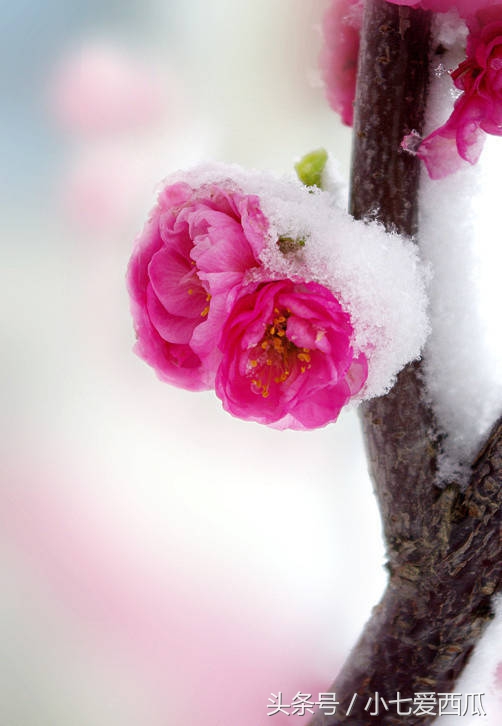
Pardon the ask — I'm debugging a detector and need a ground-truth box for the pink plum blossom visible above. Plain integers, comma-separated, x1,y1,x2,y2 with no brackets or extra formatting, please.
215,279,368,430
127,180,268,390
416,5,502,177
49,41,168,135
320,0,495,132
127,165,425,427
322,0,502,177
320,0,363,126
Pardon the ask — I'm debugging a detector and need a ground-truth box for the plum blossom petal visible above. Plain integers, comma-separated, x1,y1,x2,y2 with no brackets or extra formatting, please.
127,177,269,390
415,5,502,177
215,279,368,430
320,0,363,126
321,0,502,181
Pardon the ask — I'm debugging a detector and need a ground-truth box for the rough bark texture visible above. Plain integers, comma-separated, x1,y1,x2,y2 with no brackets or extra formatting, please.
310,1,502,724
349,0,430,235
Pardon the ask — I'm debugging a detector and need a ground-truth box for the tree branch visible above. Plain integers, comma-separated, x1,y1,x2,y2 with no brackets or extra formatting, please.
310,1,502,723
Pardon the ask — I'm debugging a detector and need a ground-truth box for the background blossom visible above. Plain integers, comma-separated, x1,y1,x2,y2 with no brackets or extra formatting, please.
48,41,170,136
417,5,502,177
322,0,502,177
320,0,362,126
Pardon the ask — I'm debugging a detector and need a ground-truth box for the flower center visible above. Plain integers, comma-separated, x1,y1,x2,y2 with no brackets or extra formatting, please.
247,308,312,398
186,274,211,318
200,293,211,318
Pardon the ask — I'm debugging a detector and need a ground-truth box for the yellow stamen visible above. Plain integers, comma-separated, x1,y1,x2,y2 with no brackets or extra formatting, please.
248,308,313,394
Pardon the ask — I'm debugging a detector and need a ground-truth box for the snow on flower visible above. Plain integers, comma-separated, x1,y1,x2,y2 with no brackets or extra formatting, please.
215,279,368,430
415,5,502,178
127,163,429,429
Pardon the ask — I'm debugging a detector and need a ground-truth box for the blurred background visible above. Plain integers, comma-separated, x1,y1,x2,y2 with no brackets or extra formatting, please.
1,1,389,724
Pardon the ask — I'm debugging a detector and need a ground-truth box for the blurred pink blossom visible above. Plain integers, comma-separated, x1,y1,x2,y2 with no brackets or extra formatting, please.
48,40,170,135
320,0,362,126
63,144,146,234
0,464,336,726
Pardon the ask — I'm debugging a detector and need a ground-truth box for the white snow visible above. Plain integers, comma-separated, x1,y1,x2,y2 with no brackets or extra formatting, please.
430,597,502,726
320,152,349,208
418,12,502,482
168,162,430,403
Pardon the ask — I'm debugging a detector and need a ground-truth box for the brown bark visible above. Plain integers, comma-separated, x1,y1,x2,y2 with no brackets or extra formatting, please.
310,1,502,724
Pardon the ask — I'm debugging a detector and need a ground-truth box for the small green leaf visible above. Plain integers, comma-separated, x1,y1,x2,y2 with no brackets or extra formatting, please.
295,148,328,189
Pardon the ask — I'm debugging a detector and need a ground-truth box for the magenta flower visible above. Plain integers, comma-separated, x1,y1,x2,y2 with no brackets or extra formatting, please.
321,0,502,177
215,279,368,430
127,179,268,390
320,0,363,126
416,5,502,177
127,164,428,429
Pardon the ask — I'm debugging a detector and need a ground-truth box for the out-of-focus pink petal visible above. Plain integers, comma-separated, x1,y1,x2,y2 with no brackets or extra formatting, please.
320,0,363,127
49,40,170,135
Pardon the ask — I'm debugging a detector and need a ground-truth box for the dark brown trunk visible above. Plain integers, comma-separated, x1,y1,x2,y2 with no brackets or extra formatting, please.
310,1,502,724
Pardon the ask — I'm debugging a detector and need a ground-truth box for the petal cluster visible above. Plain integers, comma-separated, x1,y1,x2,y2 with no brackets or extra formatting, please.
321,0,502,177
216,280,367,430
417,5,502,177
127,164,428,430
127,179,268,390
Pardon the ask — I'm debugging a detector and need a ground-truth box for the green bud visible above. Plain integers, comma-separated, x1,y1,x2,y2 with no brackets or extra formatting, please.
294,148,328,189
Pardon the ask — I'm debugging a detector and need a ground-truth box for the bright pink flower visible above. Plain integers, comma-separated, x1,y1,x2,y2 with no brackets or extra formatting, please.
127,180,268,390
215,279,368,430
320,0,363,126
319,0,478,130
416,5,502,177
320,0,498,132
